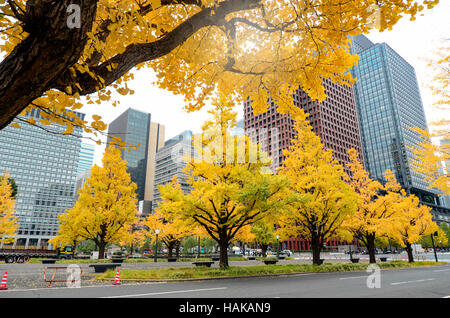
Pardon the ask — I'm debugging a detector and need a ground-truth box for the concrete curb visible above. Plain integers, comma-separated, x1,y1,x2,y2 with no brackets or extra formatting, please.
95,262,448,283
96,271,316,283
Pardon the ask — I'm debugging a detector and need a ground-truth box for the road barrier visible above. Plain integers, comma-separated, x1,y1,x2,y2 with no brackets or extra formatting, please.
113,269,121,286
43,266,83,288
0,271,8,290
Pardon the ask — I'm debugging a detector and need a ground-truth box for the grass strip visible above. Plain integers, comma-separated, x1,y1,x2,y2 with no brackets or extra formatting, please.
95,261,447,281
28,256,250,264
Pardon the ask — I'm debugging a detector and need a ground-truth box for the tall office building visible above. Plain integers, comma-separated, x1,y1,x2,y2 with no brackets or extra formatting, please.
351,34,449,223
244,80,364,175
0,109,84,248
231,119,245,137
74,169,91,201
439,139,450,209
76,142,95,175
107,108,165,217
153,131,194,212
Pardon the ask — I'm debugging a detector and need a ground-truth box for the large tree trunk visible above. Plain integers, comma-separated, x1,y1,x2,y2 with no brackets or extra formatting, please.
311,243,322,265
310,234,323,265
167,241,177,258
261,244,268,257
0,0,98,130
98,242,106,259
0,0,262,130
363,233,377,264
219,241,229,269
405,242,414,263
176,244,180,258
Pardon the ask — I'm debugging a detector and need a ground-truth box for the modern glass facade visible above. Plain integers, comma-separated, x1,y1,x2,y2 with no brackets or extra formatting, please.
107,108,151,202
107,108,165,217
153,131,194,211
440,139,450,209
0,109,84,248
76,142,95,175
351,35,450,224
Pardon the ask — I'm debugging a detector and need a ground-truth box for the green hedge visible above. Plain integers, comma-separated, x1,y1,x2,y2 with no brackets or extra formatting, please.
96,260,446,280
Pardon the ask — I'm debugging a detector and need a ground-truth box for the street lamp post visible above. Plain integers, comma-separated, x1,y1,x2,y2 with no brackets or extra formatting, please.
430,231,438,262
276,235,280,259
197,236,201,259
154,229,160,263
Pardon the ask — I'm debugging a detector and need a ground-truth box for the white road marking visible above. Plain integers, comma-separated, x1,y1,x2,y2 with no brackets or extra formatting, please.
288,273,314,277
391,278,435,285
0,282,166,293
102,287,228,298
433,268,450,272
442,295,450,298
339,276,368,280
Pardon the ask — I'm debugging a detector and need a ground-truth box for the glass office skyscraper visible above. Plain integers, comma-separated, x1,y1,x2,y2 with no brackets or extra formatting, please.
351,35,449,223
153,130,194,211
76,142,95,175
107,108,165,217
0,109,84,248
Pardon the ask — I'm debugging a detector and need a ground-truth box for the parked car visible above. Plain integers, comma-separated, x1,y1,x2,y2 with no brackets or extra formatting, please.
282,250,294,257
127,253,146,259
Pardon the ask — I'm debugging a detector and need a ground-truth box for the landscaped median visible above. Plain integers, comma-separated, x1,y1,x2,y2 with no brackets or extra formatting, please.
28,256,258,264
95,261,447,282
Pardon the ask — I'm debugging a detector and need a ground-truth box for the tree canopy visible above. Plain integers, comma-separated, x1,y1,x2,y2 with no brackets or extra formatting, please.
0,0,439,138
343,150,402,263
277,111,357,265
50,146,138,258
157,96,289,268
0,170,17,243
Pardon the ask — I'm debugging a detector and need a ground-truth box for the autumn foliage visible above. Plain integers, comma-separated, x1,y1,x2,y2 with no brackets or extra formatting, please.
0,170,17,243
0,0,440,140
277,111,357,265
157,97,288,268
51,146,138,258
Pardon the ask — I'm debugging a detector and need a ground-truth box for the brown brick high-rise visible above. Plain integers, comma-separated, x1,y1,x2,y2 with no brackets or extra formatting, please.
244,79,364,251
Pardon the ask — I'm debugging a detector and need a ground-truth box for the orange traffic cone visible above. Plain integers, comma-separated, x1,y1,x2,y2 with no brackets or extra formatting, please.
0,271,8,290
113,269,120,286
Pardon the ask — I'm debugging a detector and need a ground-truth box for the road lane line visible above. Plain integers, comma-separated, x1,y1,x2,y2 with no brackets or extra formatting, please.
102,287,228,298
0,282,167,293
391,278,435,286
433,269,450,272
339,276,367,280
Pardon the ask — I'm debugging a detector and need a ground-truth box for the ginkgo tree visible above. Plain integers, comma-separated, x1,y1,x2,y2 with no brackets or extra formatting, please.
0,170,17,244
343,149,403,263
250,220,277,257
51,146,138,259
410,127,449,197
119,216,147,255
157,95,289,268
277,111,357,265
145,178,197,258
0,0,439,138
410,42,449,197
389,191,440,263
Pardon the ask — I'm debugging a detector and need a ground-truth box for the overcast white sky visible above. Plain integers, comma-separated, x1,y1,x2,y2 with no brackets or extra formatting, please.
84,1,450,166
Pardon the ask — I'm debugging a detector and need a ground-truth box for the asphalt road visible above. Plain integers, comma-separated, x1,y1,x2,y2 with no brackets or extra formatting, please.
1,263,449,298
0,252,448,290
